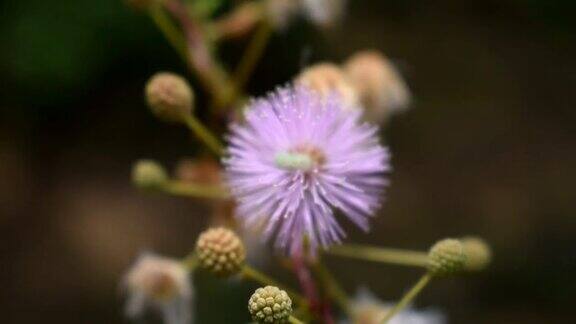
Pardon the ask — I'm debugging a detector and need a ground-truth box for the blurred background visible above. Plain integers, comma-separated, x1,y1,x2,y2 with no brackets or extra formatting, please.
1,0,575,323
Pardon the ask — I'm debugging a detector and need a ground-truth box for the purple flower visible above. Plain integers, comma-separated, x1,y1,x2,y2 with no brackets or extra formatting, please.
224,86,390,255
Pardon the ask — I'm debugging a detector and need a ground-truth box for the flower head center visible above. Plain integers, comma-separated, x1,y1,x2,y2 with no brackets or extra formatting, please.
274,145,326,171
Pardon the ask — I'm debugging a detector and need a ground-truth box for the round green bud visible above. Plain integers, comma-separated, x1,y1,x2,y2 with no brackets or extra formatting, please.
428,238,467,276
196,227,246,277
461,236,492,272
132,159,168,190
248,286,292,324
145,72,194,123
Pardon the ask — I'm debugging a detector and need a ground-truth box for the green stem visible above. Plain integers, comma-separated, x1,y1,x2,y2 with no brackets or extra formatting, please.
241,265,307,306
181,253,198,270
327,244,429,268
311,260,352,316
232,21,273,95
165,0,230,95
148,4,190,68
183,115,224,156
288,315,305,324
380,273,433,324
161,181,228,199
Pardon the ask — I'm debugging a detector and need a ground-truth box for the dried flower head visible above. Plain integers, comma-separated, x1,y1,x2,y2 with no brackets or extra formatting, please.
145,72,194,123
132,159,168,190
196,227,246,276
123,253,192,324
224,86,390,255
295,63,359,111
461,236,492,272
428,239,467,276
349,288,446,324
344,50,411,124
248,286,293,323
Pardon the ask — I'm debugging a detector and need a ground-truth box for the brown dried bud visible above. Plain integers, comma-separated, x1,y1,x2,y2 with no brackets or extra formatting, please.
145,72,194,123
344,50,411,124
295,62,359,110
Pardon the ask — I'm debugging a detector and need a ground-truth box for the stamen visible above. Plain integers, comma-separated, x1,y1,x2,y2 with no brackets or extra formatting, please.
275,152,314,170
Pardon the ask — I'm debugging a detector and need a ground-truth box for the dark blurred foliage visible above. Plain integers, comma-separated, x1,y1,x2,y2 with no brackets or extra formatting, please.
0,0,575,323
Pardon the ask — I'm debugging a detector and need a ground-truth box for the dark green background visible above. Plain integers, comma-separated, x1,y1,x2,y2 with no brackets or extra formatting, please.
1,0,575,323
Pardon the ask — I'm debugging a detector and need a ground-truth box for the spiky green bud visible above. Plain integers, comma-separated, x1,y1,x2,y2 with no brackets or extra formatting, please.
196,227,246,277
248,286,292,324
428,238,467,276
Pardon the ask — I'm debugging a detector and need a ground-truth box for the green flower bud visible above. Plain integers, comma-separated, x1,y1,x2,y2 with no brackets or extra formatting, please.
196,227,246,277
145,72,194,123
428,238,467,276
248,286,292,324
132,159,168,190
461,236,492,272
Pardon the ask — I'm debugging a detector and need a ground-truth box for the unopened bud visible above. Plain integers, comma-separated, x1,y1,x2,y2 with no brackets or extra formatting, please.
295,63,359,110
248,286,293,324
344,50,411,124
132,159,168,190
461,236,492,272
428,239,467,276
196,227,246,277
145,72,194,123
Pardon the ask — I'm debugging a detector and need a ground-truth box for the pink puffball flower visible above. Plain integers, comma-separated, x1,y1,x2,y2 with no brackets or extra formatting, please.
224,86,390,255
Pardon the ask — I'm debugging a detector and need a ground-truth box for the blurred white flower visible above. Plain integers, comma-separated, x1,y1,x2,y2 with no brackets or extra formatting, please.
265,0,345,30
344,50,411,124
295,62,360,111
301,0,346,29
123,253,193,324
347,288,446,324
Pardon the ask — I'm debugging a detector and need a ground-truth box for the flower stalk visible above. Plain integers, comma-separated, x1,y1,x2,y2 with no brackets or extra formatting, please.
182,115,224,156
241,265,307,306
311,260,352,316
380,273,433,323
229,20,274,106
160,180,228,199
328,244,429,268
288,315,305,324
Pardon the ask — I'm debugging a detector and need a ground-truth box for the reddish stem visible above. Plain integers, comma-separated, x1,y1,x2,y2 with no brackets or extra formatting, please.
292,251,334,323
163,0,212,73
